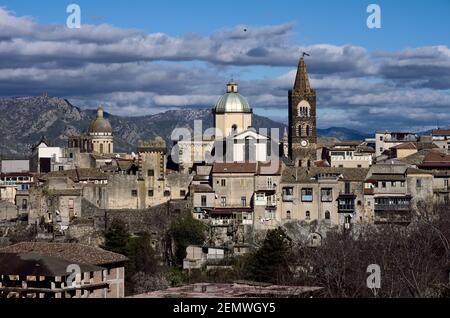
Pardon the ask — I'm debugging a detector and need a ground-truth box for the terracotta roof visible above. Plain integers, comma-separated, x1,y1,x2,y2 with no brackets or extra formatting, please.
432,129,450,136
419,151,450,168
314,160,330,168
212,162,257,174
406,167,433,175
0,242,127,266
0,252,102,277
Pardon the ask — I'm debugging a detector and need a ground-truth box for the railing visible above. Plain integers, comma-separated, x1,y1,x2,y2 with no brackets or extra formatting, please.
301,195,313,202
338,204,355,212
374,204,410,211
282,195,294,202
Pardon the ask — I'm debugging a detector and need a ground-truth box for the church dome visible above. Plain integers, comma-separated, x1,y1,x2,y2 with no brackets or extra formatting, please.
214,81,252,114
88,105,113,134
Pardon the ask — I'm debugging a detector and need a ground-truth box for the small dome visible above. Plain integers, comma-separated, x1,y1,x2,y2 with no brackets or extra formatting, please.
214,81,252,114
88,105,113,134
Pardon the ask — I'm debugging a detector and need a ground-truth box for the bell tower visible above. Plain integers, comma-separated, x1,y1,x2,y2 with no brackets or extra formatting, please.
288,55,317,167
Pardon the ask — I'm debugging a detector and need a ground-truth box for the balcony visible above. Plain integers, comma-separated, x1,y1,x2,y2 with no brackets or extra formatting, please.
282,194,294,202
374,204,410,212
338,204,355,212
301,195,313,202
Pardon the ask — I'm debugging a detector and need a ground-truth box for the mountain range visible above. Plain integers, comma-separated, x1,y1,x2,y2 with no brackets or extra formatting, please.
0,96,371,158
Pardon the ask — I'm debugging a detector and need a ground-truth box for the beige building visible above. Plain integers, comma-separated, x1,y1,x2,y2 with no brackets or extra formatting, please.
279,167,368,228
328,141,374,168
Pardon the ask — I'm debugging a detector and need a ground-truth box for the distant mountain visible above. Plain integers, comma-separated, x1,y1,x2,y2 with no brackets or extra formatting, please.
317,127,372,141
0,96,369,157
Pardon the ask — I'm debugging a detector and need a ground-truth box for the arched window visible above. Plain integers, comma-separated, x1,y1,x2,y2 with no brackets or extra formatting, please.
108,143,111,153
286,210,291,219
325,211,331,221
297,100,311,118
307,160,311,168
306,211,310,220
100,143,104,154
231,124,238,134
306,125,310,136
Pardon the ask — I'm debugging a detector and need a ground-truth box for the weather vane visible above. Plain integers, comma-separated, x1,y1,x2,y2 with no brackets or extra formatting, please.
302,51,310,57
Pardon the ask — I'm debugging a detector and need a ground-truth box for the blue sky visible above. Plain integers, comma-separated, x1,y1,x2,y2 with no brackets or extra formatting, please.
0,0,449,132
4,0,449,50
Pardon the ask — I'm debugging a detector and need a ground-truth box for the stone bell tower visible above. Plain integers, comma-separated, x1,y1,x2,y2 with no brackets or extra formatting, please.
288,55,317,167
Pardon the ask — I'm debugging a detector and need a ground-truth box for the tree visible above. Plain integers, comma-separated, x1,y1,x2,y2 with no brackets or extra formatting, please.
102,219,131,257
169,215,207,266
248,227,292,283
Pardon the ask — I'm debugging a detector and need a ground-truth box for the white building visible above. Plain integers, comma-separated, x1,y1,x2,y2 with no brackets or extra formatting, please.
375,132,418,157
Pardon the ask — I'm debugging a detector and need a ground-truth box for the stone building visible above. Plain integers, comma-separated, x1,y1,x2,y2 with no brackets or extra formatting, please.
68,105,114,155
288,55,317,168
0,242,127,298
279,167,368,228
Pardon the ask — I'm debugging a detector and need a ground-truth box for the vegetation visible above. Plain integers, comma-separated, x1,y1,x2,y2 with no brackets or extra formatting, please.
169,215,208,266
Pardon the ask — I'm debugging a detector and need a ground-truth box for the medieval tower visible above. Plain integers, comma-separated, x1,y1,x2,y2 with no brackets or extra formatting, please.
288,55,317,167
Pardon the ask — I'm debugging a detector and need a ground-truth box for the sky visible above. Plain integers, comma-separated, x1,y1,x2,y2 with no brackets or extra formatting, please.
0,0,449,132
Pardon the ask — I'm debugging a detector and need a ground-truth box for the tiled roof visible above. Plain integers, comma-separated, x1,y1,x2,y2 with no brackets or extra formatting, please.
420,151,450,167
0,252,102,277
212,162,257,174
432,129,450,136
281,167,369,183
0,242,127,266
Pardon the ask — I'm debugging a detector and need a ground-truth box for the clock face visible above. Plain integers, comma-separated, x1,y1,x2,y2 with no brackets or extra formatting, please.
301,140,308,147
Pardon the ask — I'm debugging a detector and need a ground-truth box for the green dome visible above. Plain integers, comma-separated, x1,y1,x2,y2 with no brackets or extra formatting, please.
214,81,252,114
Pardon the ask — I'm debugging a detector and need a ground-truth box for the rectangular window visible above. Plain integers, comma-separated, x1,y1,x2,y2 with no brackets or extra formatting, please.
164,190,171,197
321,188,333,202
416,179,422,188
344,182,351,194
400,181,405,187
445,179,449,189
147,169,155,177
131,190,138,197
201,195,207,207
301,188,313,202
241,197,247,207
381,182,386,188
148,189,154,197
392,181,396,187
282,187,294,202
180,190,186,197
221,196,226,207
68,199,74,209
221,179,226,187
